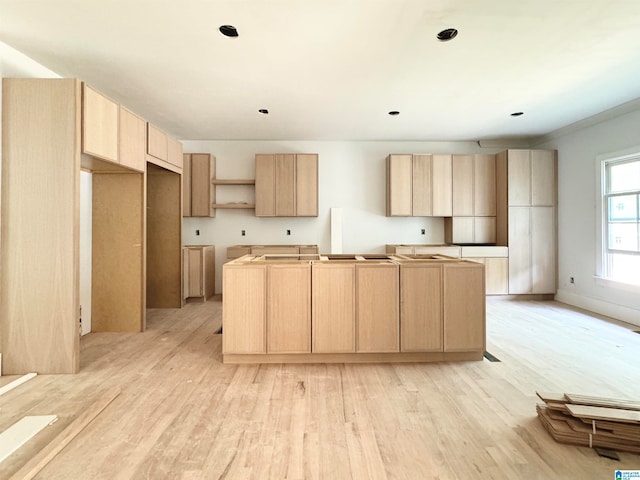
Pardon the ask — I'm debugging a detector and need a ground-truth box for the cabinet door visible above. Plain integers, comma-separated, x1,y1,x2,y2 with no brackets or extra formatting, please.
147,123,168,161
387,154,412,216
356,264,399,353
452,154,474,216
400,264,442,352
223,265,266,354
267,264,311,353
531,207,556,293
312,264,355,353
255,154,275,216
167,136,183,169
275,154,296,216
187,248,203,297
445,217,474,244
203,246,215,299
296,154,318,216
508,207,531,293
507,150,531,206
474,154,496,216
443,263,485,352
432,154,452,216
183,154,192,216
485,257,508,295
531,150,555,206
412,154,432,216
474,217,496,243
82,84,118,162
118,106,146,172
190,153,214,217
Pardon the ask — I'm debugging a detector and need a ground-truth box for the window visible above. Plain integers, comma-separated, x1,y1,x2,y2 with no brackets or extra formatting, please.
602,156,640,285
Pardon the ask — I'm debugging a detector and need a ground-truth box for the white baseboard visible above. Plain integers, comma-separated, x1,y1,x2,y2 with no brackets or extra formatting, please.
555,289,640,328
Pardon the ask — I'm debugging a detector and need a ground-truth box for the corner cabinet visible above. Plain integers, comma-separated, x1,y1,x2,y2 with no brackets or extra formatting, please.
255,153,318,217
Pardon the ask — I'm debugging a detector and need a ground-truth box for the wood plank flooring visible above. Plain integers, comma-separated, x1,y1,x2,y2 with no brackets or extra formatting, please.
1,298,639,479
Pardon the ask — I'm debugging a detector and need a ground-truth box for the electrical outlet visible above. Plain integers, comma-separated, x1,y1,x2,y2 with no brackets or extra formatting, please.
421,228,426,235
196,229,200,236
286,229,291,236
241,230,246,236
570,277,575,284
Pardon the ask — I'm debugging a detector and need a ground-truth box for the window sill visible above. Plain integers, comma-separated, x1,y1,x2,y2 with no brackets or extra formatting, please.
593,276,640,294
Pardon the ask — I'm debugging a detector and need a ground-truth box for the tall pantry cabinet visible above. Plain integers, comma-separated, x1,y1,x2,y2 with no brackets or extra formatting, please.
496,149,557,294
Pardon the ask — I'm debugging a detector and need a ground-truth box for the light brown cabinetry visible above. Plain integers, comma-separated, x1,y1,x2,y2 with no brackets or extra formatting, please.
226,244,319,259
82,84,118,163
497,149,557,294
118,106,146,172
183,153,215,217
312,263,356,353
400,263,443,352
222,264,267,354
444,216,496,244
460,246,509,295
443,263,485,352
267,264,311,353
386,244,461,257
147,123,183,170
255,153,318,217
387,154,452,217
356,263,399,352
183,245,215,301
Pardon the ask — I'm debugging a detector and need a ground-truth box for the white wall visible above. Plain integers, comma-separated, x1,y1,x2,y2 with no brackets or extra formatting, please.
182,140,498,294
537,109,640,326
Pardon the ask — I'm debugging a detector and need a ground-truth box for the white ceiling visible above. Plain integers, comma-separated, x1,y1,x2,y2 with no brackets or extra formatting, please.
2,0,640,142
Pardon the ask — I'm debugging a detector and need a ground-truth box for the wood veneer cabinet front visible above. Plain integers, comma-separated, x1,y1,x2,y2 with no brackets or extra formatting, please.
443,263,485,352
82,83,118,163
267,264,311,353
183,153,215,217
147,123,183,171
312,263,356,353
223,265,266,354
118,106,146,172
356,263,399,353
184,245,215,301
255,153,318,217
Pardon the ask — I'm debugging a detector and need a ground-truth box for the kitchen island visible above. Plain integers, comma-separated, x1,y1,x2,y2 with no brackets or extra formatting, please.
222,254,485,364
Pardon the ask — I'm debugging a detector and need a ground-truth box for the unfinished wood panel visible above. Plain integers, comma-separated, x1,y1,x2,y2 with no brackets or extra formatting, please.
203,246,215,300
474,154,496,216
387,154,412,216
146,165,182,308
400,264,442,352
82,84,118,163
182,154,192,216
452,154,474,216
356,263,399,353
531,149,556,206
507,149,531,206
222,265,266,354
167,136,183,169
255,154,275,216
1,78,81,374
299,245,319,254
531,206,556,293
226,245,251,259
275,154,295,216
508,206,531,294
412,154,432,216
118,106,146,172
147,123,168,161
474,216,497,243
296,153,318,216
444,217,474,244
182,248,189,300
495,150,509,246
413,245,461,257
432,154,452,216
92,173,144,332
267,264,311,353
251,246,300,256
187,248,203,297
485,257,508,295
190,153,215,217
443,263,485,352
312,264,355,353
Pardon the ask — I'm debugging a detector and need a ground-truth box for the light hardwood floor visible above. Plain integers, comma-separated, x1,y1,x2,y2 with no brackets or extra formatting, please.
1,298,639,479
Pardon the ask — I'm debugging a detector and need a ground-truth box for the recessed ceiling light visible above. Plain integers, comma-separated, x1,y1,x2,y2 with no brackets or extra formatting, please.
219,25,238,37
437,28,458,41
511,112,524,117
388,111,400,116
258,109,269,114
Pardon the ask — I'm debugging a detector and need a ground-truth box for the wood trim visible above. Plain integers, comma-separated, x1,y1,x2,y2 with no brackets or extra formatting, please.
223,351,483,364
145,154,181,174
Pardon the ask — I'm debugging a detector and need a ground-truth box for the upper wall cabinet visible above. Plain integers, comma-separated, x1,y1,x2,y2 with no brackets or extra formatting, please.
147,123,183,171
387,154,452,217
82,84,118,163
452,154,496,216
506,149,555,207
183,153,215,217
255,153,318,217
118,106,146,172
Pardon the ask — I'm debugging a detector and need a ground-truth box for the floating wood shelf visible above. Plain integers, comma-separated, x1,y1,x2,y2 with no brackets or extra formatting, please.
212,179,255,185
211,203,255,209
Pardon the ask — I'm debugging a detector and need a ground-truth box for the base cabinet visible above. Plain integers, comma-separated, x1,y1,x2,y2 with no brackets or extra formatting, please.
443,264,485,352
183,245,215,302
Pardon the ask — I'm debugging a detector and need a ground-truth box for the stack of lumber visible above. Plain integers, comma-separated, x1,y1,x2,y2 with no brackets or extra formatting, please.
536,392,640,454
